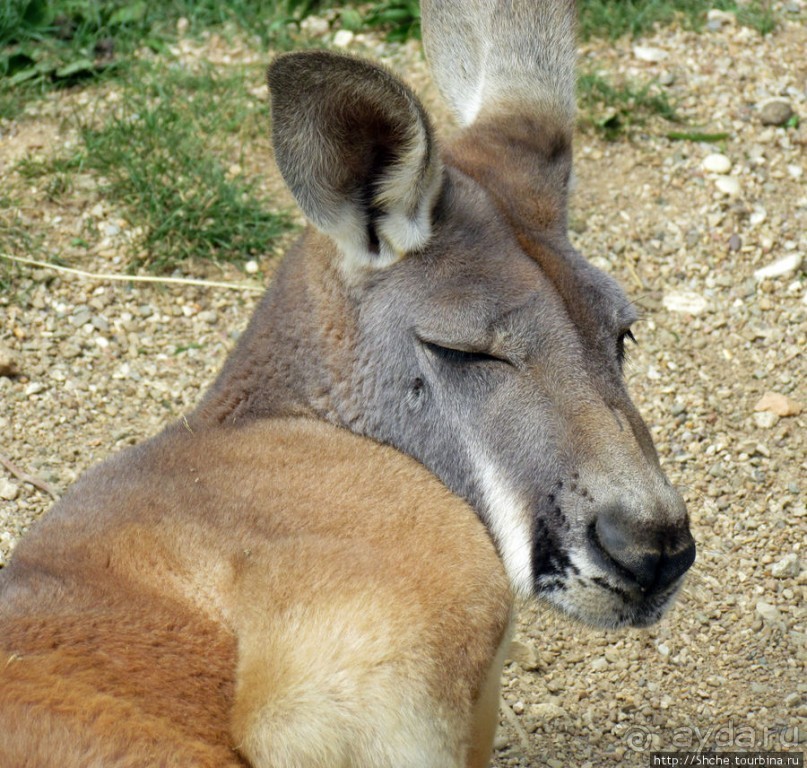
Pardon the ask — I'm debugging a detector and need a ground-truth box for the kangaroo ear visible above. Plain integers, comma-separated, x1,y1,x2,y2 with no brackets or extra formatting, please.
421,0,577,132
268,51,443,271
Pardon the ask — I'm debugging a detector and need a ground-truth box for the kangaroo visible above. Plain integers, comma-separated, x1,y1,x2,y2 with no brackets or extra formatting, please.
0,1,696,766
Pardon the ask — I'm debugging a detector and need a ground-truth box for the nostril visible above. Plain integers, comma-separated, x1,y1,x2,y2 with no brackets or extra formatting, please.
592,508,697,593
658,533,697,586
593,512,661,591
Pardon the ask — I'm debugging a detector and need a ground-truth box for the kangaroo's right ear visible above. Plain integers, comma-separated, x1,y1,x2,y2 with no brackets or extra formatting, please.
268,51,443,273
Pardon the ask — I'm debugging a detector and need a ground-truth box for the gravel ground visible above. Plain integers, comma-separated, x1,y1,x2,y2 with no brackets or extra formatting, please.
1,8,805,767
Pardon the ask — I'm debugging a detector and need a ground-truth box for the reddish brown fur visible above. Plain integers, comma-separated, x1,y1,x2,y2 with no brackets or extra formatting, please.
1,419,511,766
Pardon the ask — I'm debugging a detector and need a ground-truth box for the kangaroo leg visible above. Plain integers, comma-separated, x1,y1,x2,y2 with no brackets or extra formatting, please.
467,621,513,768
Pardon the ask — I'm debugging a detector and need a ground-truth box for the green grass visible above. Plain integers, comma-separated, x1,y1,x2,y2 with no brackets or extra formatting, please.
578,71,680,139
0,0,327,117
82,67,292,271
363,1,421,42
17,64,295,272
577,0,775,39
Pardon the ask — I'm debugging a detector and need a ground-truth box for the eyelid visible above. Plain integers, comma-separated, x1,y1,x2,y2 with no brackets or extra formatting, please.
419,339,509,365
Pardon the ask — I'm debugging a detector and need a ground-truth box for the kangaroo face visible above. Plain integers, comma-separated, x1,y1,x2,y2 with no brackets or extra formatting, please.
335,169,693,628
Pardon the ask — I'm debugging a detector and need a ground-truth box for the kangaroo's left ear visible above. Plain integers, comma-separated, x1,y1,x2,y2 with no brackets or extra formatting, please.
268,51,443,272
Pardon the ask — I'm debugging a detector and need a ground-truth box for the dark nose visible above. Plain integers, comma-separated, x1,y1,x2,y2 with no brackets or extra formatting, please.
593,507,696,593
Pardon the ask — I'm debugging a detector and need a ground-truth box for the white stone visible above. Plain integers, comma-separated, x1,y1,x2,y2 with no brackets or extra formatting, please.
714,176,741,196
244,260,259,274
755,601,782,624
300,15,329,37
0,479,20,501
633,45,668,63
707,9,735,24
749,207,767,226
702,154,732,174
333,29,354,48
753,411,779,429
198,310,218,325
771,554,800,579
754,253,802,281
662,291,708,315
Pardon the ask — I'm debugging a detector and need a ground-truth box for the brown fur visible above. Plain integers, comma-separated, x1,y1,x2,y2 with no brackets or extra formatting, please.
1,419,511,766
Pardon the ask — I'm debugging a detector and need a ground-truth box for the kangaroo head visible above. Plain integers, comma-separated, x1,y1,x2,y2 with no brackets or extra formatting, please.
197,12,694,629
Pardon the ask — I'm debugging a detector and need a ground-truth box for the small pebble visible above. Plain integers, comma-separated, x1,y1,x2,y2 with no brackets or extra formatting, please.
662,291,708,315
493,733,511,751
783,692,802,708
198,310,219,325
332,29,354,48
633,45,668,62
770,554,800,579
755,601,782,625
754,391,803,417
714,176,741,196
754,253,803,281
0,479,20,501
753,411,779,429
300,15,329,37
508,639,541,670
72,309,92,327
749,207,767,226
702,153,732,174
758,98,794,126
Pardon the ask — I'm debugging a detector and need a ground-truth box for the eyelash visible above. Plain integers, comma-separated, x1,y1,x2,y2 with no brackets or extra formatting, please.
617,329,637,365
422,341,506,366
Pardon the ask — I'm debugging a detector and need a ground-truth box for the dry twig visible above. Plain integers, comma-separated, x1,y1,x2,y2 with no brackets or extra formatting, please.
0,451,59,500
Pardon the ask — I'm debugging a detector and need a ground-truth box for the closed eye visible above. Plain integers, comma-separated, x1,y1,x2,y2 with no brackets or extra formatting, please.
421,340,509,366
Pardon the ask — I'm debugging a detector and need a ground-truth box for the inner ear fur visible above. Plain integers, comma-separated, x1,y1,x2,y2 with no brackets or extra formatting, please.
268,51,443,271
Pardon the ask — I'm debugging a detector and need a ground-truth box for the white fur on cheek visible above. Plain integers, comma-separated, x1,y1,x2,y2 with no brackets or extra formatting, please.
472,455,533,599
